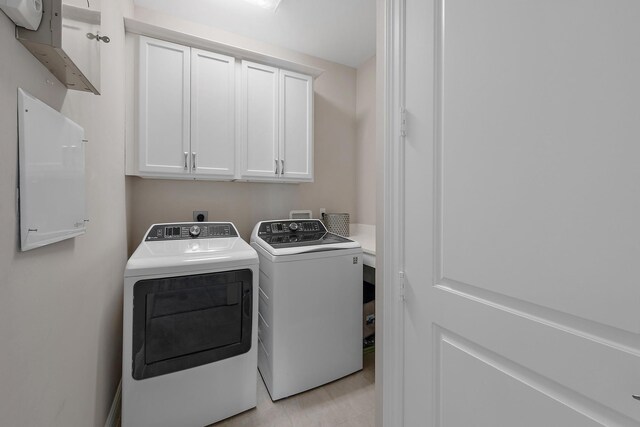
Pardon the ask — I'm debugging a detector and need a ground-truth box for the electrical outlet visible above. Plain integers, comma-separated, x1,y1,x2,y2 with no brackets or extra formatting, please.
193,211,208,222
319,208,326,219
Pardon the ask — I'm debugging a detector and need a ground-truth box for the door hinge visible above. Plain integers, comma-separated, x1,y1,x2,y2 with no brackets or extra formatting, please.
398,271,405,301
400,108,407,138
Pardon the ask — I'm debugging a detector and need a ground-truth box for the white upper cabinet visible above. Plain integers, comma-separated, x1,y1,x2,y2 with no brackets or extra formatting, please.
240,61,280,180
138,36,191,175
137,38,236,179
191,49,236,178
239,61,314,182
279,70,313,181
131,35,314,182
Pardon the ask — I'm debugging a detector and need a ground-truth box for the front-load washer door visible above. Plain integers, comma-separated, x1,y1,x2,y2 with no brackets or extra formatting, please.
131,269,253,380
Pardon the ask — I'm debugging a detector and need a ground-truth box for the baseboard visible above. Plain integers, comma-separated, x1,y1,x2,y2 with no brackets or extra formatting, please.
104,379,122,427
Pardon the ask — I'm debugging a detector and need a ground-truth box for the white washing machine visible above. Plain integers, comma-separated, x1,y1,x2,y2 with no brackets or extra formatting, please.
123,222,258,427
250,219,363,400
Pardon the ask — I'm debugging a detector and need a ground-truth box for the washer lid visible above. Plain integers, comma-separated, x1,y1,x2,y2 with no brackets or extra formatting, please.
250,220,360,256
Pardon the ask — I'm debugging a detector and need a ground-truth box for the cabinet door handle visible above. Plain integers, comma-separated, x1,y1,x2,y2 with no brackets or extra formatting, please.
275,159,279,175
192,152,197,170
280,159,285,174
184,152,188,170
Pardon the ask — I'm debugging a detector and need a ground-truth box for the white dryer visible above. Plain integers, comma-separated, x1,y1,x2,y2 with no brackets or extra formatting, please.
123,222,258,427
250,219,363,400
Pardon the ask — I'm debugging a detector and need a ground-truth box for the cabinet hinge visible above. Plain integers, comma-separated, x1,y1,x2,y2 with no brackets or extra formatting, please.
400,108,407,138
398,270,405,301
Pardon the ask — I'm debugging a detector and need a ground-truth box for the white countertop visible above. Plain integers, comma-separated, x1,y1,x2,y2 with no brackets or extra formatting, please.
349,224,376,268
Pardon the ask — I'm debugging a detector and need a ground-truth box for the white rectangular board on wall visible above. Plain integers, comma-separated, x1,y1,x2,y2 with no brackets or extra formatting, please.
18,89,86,251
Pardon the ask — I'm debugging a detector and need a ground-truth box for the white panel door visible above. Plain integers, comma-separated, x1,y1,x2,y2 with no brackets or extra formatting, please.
279,70,313,181
400,0,640,426
138,36,191,175
240,61,279,180
191,49,235,178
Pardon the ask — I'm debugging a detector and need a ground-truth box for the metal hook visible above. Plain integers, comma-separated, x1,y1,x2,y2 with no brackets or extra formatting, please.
86,33,110,43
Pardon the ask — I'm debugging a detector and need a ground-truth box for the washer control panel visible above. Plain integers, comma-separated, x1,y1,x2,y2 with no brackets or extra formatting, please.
257,220,325,236
145,222,238,241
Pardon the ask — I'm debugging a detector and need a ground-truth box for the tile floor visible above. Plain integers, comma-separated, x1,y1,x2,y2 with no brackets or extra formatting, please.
210,351,375,427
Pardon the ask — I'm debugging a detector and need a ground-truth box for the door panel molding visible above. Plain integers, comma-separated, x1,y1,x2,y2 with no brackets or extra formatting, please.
433,0,640,334
434,326,637,427
428,285,640,422
435,278,640,357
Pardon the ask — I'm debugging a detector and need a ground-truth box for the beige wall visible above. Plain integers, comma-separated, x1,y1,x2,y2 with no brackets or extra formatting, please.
355,55,377,225
0,0,132,425
126,7,358,248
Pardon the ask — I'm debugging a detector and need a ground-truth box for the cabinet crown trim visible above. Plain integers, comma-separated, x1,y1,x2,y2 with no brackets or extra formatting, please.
124,17,324,79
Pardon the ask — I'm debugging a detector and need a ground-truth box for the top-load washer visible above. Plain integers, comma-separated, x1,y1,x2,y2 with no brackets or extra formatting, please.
123,222,258,427
250,219,363,400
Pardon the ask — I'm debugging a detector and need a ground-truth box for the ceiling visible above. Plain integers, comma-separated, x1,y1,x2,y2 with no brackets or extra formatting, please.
133,0,376,68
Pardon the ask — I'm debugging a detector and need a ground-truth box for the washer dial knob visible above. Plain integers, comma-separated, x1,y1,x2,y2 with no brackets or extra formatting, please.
289,222,299,231
189,225,201,237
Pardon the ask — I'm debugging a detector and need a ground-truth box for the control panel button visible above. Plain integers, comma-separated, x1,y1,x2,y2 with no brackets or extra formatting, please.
289,222,299,231
189,225,201,237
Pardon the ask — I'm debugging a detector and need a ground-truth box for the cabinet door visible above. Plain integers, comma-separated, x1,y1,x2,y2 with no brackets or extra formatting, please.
279,70,313,181
191,49,236,178
240,61,279,180
138,37,191,175
61,6,101,93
